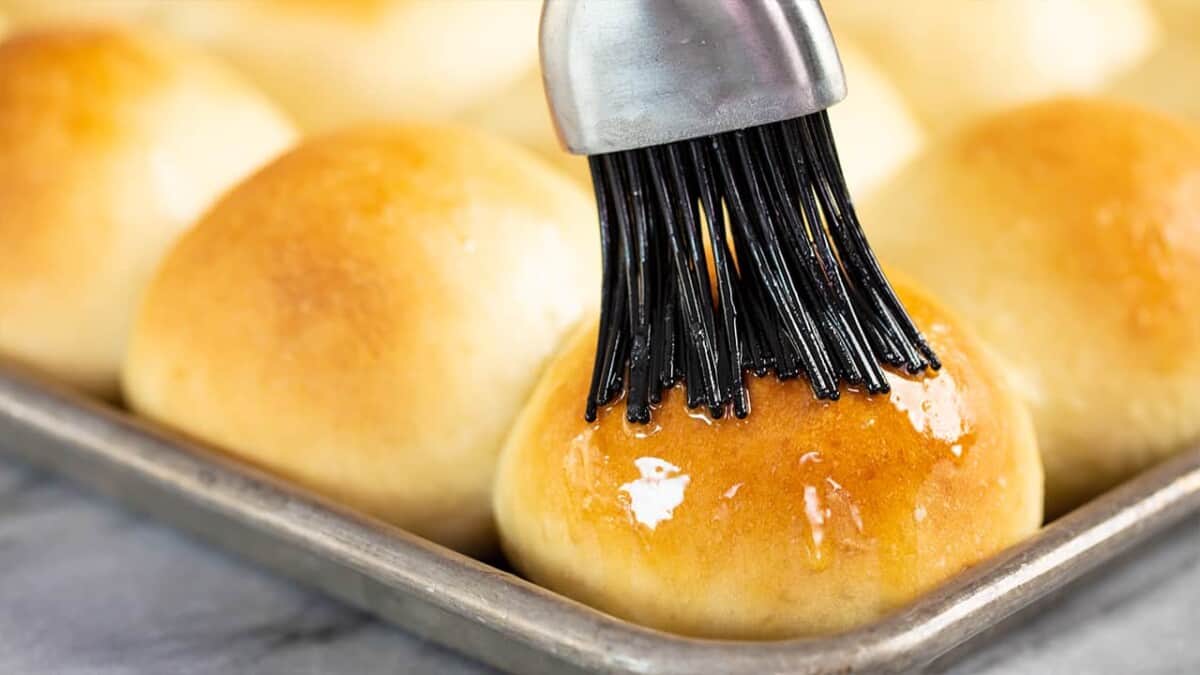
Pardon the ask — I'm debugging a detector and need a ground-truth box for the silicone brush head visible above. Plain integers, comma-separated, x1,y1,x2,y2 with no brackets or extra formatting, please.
584,112,939,423
539,0,938,422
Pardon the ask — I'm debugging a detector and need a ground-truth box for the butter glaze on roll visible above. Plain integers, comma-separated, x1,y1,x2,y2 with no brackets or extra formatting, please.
494,282,1042,639
863,98,1200,514
124,124,599,555
0,25,295,394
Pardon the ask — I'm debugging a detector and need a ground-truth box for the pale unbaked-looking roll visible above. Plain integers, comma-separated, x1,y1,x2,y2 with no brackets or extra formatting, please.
123,124,600,555
823,0,1159,134
862,98,1200,514
0,25,296,394
494,281,1042,639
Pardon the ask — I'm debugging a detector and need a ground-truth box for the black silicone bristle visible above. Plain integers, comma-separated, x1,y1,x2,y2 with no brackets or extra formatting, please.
584,111,939,424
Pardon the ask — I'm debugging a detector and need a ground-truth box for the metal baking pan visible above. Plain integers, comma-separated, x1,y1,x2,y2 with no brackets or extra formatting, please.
1,358,1198,675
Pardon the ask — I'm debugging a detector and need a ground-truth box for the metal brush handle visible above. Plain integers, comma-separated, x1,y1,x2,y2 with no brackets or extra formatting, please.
540,0,847,156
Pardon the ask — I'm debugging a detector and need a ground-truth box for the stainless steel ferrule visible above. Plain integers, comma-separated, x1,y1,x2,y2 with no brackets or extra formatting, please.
540,0,847,156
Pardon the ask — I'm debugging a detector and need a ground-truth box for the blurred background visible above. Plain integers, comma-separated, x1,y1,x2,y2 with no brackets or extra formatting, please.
0,0,1189,201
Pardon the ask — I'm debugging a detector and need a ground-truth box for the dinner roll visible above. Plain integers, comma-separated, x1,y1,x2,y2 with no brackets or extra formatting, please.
142,0,541,131
862,98,1200,514
0,26,295,394
494,283,1042,639
823,0,1159,134
124,125,600,555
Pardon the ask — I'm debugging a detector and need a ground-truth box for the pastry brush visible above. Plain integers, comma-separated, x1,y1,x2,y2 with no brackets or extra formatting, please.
540,0,939,423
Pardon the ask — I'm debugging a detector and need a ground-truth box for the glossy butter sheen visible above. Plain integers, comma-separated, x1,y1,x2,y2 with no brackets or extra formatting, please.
494,284,1044,640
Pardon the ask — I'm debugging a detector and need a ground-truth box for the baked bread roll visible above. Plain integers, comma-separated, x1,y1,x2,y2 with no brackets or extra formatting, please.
0,26,296,394
494,282,1042,638
134,0,542,131
861,98,1200,514
123,125,600,555
823,0,1159,134
462,36,924,199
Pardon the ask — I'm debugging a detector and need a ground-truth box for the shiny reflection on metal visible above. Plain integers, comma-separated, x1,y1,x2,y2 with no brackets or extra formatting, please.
0,359,1197,675
540,0,847,155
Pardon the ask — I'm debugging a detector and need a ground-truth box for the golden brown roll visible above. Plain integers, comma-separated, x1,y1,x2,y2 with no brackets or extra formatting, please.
494,282,1042,639
123,124,600,555
128,0,542,132
823,0,1159,134
862,98,1200,514
0,26,296,394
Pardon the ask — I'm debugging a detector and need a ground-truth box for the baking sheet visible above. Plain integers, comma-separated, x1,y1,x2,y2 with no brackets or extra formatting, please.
1,359,1197,675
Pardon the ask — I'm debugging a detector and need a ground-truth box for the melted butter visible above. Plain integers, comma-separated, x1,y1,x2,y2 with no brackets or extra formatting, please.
619,457,691,531
794,475,868,571
623,416,663,439
565,426,599,485
564,355,991,612
564,424,606,518
826,478,864,534
885,370,970,445
802,485,828,566
507,288,1036,638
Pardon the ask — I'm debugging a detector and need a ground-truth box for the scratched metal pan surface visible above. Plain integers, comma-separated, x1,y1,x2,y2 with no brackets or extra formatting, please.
1,360,1198,675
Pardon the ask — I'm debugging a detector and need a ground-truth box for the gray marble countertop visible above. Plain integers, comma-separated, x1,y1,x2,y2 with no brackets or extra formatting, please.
1,456,1197,675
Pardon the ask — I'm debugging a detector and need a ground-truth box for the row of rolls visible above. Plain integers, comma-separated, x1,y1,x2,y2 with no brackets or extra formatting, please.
1,0,1198,639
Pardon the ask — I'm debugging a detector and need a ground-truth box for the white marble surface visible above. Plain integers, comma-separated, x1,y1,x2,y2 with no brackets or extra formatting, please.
0,456,1196,675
